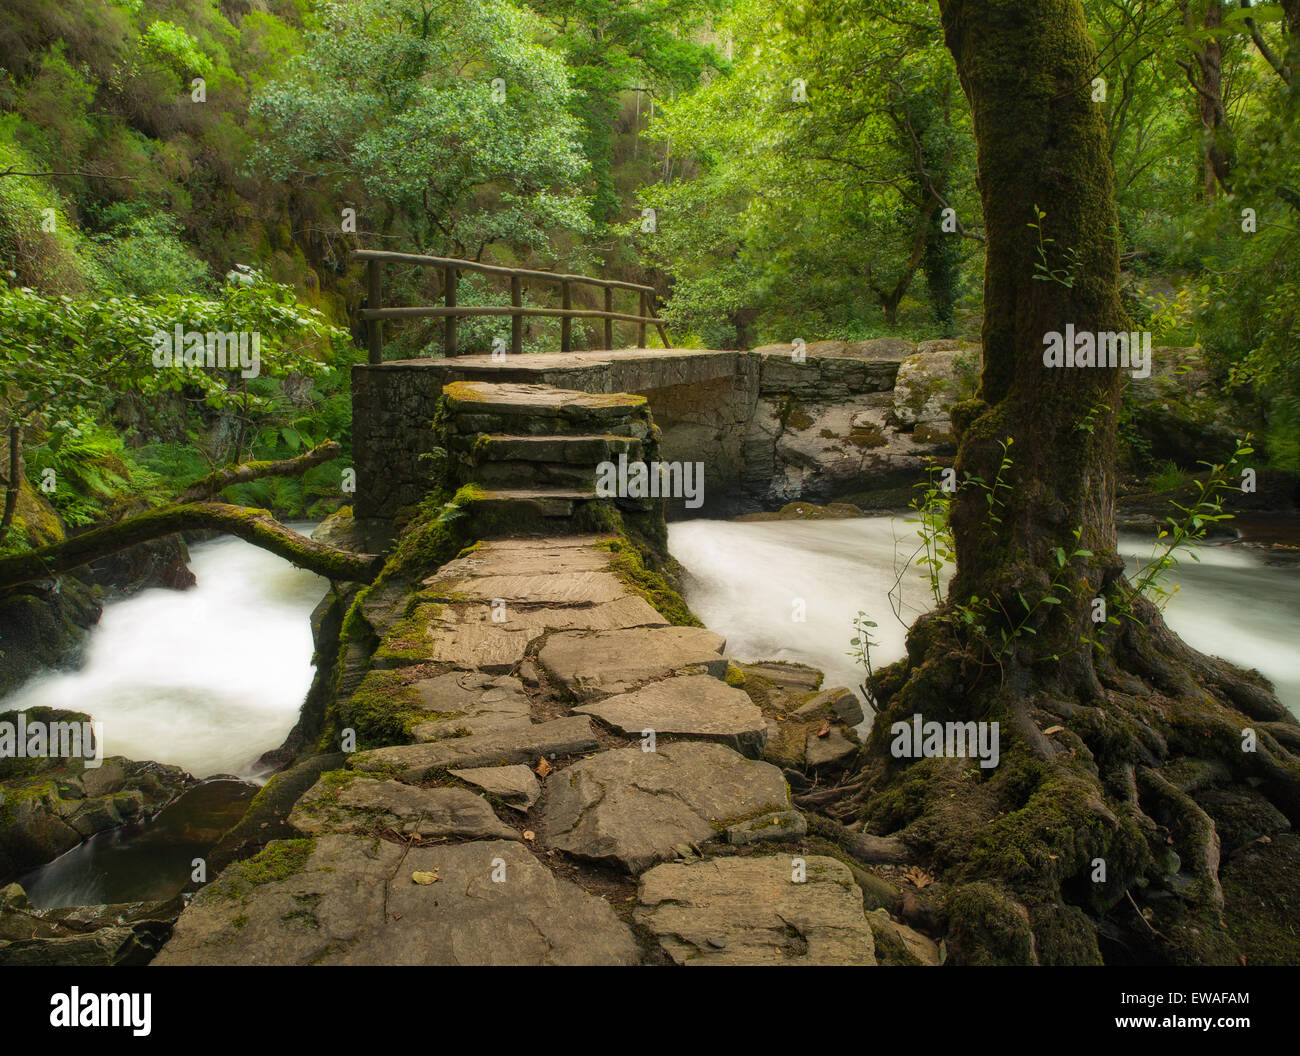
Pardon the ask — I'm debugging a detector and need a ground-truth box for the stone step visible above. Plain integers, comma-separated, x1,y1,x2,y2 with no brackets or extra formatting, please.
460,487,653,538
465,433,642,464
573,674,768,758
443,381,648,421
537,625,729,700
473,459,602,490
541,741,795,874
153,835,640,965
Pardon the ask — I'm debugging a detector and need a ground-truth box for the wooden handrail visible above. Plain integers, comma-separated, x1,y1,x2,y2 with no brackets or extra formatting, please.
352,249,657,294
359,305,665,324
355,248,669,362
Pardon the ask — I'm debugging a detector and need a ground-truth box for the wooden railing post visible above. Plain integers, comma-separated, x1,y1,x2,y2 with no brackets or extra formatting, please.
366,259,383,364
560,280,572,353
352,249,664,357
444,265,457,357
510,275,523,355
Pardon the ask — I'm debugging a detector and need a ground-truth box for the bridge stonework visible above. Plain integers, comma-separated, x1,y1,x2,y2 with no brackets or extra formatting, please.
352,341,974,524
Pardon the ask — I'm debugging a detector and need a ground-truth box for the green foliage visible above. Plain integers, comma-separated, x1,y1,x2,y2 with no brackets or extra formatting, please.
633,0,981,346
252,0,593,261
1123,438,1255,613
89,213,213,297
24,418,167,526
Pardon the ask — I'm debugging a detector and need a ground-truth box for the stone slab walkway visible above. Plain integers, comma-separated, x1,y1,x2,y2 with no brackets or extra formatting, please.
156,522,879,965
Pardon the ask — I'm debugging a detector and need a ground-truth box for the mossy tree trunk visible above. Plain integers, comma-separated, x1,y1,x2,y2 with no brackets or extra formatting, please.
832,0,1300,966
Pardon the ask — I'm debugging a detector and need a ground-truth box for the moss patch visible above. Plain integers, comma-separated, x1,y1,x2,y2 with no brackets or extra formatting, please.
597,536,701,627
213,838,316,903
329,668,427,749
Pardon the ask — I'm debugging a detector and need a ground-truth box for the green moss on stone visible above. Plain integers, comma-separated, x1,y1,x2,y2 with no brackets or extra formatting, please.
597,537,701,627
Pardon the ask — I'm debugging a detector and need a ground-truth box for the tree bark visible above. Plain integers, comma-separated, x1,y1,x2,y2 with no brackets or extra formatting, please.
0,502,383,590
831,0,1300,966
177,440,342,502
1180,0,1233,197
0,423,20,546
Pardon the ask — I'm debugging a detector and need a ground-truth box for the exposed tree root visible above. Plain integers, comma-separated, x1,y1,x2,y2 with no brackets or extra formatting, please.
0,439,381,590
823,592,1300,965
0,502,383,589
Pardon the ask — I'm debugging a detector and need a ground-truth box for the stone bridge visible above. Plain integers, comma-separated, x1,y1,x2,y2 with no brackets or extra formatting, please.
352,340,977,525
150,364,951,966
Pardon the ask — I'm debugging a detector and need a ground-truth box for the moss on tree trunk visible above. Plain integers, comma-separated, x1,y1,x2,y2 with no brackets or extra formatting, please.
827,0,1300,966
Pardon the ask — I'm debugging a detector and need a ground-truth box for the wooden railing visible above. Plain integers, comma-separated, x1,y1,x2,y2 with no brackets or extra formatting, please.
354,249,670,363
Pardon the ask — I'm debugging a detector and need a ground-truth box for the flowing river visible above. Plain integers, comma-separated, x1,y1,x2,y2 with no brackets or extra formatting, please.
669,516,1300,718
4,513,1297,909
3,527,327,779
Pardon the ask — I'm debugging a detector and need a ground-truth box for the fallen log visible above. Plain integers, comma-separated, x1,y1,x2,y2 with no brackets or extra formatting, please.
0,502,383,590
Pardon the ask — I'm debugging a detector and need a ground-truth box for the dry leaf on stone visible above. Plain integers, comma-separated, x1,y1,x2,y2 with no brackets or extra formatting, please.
411,871,439,885
523,830,536,842
816,722,831,738
902,865,935,889
534,757,553,779
1043,725,1065,736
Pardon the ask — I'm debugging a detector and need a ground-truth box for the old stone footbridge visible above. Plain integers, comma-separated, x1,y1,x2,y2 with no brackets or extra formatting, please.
351,341,979,524
154,333,960,965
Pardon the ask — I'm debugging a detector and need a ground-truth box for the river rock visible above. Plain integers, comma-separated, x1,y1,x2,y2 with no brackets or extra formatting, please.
0,742,193,881
805,727,858,769
349,716,598,782
542,742,792,873
574,674,767,757
405,671,532,741
635,855,876,965
725,810,807,846
538,626,728,700
741,662,823,694
450,765,541,812
290,774,517,840
800,686,865,727
892,347,979,428
154,835,640,965
867,908,942,966
0,885,182,966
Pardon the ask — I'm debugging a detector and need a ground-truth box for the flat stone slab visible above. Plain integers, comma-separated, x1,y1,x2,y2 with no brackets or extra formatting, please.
401,598,670,675
451,765,542,812
474,535,616,550
406,672,532,741
350,716,598,782
290,774,517,841
155,836,639,965
574,674,766,757
427,570,630,606
542,742,791,873
504,597,668,632
806,727,858,769
538,626,729,700
443,380,647,419
635,855,876,965
431,542,614,579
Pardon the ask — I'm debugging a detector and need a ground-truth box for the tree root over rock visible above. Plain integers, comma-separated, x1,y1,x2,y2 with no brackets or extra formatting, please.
822,596,1300,965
